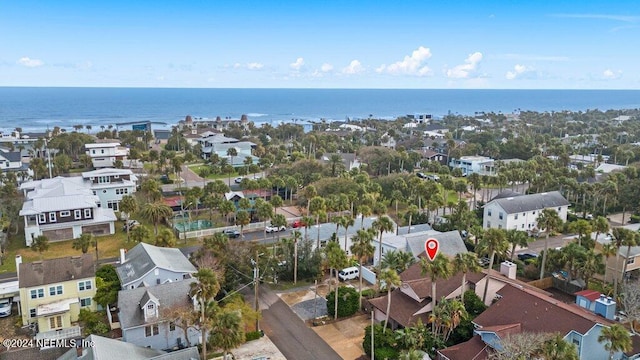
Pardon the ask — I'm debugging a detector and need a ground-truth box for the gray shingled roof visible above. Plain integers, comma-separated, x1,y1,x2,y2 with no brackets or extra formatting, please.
149,347,200,360
118,278,197,330
116,243,197,286
58,334,165,360
490,191,569,214
405,230,467,258
0,150,21,162
19,254,95,288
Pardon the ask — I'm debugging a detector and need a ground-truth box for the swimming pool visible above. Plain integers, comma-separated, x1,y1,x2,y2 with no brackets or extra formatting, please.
174,220,213,232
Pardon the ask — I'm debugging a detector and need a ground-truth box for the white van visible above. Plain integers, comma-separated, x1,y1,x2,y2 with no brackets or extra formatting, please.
338,267,359,281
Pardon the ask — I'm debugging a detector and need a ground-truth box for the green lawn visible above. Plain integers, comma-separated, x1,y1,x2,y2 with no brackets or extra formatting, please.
189,164,239,179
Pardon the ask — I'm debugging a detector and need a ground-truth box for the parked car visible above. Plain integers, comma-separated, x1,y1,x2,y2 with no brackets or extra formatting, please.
234,177,243,184
338,266,360,281
223,229,241,238
417,172,427,179
426,174,440,181
122,220,140,231
265,224,287,233
0,298,12,317
478,257,491,267
292,219,306,228
517,253,538,262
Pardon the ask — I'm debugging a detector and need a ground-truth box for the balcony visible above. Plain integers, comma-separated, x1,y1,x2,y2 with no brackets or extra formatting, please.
35,325,81,343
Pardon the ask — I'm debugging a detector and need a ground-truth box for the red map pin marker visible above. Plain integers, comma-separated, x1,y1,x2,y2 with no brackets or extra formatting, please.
425,238,439,261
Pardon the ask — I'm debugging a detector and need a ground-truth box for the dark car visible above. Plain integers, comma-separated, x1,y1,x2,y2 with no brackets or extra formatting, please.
223,229,241,238
517,253,538,262
417,172,427,179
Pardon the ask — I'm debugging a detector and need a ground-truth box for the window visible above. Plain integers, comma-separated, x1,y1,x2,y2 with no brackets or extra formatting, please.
558,207,561,211
532,211,536,215
84,209,91,218
107,200,119,211
98,176,110,184
147,304,154,310
572,338,580,346
487,221,491,228
30,288,44,299
521,224,525,229
499,212,504,220
92,191,97,195
80,298,92,307
514,214,518,220
49,315,63,330
49,212,56,222
627,257,635,265
60,210,70,217
145,324,159,337
498,225,503,229
78,280,92,291
92,150,96,154
101,149,104,154
488,210,492,217
38,214,46,223
29,309,36,318
75,210,82,219
49,285,63,296
169,322,176,331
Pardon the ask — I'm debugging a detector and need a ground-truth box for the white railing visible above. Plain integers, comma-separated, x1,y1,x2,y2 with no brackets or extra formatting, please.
35,325,81,342
179,217,304,240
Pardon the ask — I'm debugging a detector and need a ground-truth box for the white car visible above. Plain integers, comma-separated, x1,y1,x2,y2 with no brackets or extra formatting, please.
234,177,243,184
0,298,12,317
265,225,287,233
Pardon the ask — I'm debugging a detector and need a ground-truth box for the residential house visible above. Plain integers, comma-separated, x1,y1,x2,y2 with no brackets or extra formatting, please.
483,191,570,233
449,156,495,176
424,138,466,154
178,114,250,132
380,132,396,149
58,334,200,360
197,133,258,166
116,242,197,290
17,254,96,341
437,284,636,360
0,130,42,158
372,229,468,266
118,278,201,350
596,223,640,283
320,153,362,171
153,129,171,145
19,176,117,246
84,142,129,168
81,168,138,211
419,149,447,166
0,148,24,172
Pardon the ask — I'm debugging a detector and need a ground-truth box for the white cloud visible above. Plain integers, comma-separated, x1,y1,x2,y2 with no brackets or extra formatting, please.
376,46,432,76
233,63,242,69
247,62,264,70
446,52,483,79
290,57,305,70
17,57,44,68
603,69,622,79
342,60,364,74
321,63,333,72
505,64,534,80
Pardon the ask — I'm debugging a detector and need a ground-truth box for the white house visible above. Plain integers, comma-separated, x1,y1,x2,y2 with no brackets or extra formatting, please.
449,155,495,176
84,142,129,168
0,148,23,171
483,191,570,233
373,229,468,266
81,168,138,211
19,177,117,245
197,133,257,166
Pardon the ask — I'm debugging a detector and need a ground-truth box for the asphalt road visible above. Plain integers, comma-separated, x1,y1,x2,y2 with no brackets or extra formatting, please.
248,284,342,360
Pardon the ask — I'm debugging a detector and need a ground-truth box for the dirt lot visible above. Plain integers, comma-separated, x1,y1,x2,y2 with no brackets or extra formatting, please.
312,314,370,360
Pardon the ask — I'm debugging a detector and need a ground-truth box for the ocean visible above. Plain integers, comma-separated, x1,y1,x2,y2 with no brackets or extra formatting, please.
1,87,639,133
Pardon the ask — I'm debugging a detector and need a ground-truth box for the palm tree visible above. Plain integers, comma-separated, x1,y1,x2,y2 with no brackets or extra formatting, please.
505,229,530,261
420,253,452,331
236,210,250,237
140,202,173,235
226,147,238,183
209,309,245,360
601,242,617,285
301,215,314,241
340,215,355,252
381,250,416,273
592,216,610,249
406,205,418,234
578,249,603,289
537,209,563,279
618,229,637,299
119,195,139,241
350,229,375,309
358,204,372,229
155,228,177,247
190,268,220,360
72,233,96,254
325,241,348,320
379,267,401,333
372,216,394,287
309,196,326,248
31,235,49,260
541,334,579,360
598,324,632,360
453,252,481,303
478,228,509,303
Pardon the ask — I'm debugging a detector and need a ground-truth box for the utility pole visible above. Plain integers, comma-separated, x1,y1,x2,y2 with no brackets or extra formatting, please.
252,253,260,332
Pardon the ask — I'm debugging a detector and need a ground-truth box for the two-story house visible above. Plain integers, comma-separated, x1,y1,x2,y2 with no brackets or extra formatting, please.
197,133,257,166
17,254,96,341
0,148,23,171
19,177,117,246
437,284,637,360
81,168,138,211
449,155,495,176
483,191,570,233
84,142,129,168
116,243,197,290
118,278,201,350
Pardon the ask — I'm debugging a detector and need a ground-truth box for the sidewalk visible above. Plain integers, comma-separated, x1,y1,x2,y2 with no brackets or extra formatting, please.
230,336,286,360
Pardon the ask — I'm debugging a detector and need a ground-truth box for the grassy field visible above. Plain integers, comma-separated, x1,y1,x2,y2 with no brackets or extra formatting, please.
0,219,203,274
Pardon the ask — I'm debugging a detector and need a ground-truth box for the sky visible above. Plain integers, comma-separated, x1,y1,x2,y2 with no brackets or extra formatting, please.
1,1,640,89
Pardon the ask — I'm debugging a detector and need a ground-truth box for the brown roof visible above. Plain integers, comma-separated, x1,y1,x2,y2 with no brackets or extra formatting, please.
473,284,612,335
437,335,489,360
368,288,430,328
19,254,95,288
477,323,521,338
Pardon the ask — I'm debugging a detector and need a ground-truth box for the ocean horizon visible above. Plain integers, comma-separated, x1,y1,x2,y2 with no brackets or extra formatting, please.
1,87,639,133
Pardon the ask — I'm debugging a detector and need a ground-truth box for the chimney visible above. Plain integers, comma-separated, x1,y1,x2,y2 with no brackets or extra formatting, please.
500,261,517,280
76,338,84,358
15,255,22,279
120,249,126,264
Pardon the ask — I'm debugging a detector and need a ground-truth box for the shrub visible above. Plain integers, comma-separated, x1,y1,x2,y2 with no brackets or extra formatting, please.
375,347,399,360
326,286,359,318
78,309,110,336
245,330,262,342
363,324,397,357
361,289,377,299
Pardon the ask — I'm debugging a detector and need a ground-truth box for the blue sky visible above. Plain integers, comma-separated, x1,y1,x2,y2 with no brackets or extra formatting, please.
2,1,640,89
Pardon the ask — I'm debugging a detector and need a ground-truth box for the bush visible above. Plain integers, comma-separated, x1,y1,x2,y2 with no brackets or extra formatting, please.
78,309,109,336
361,289,377,299
630,214,640,223
245,330,262,341
326,286,359,318
363,324,397,357
375,347,399,360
